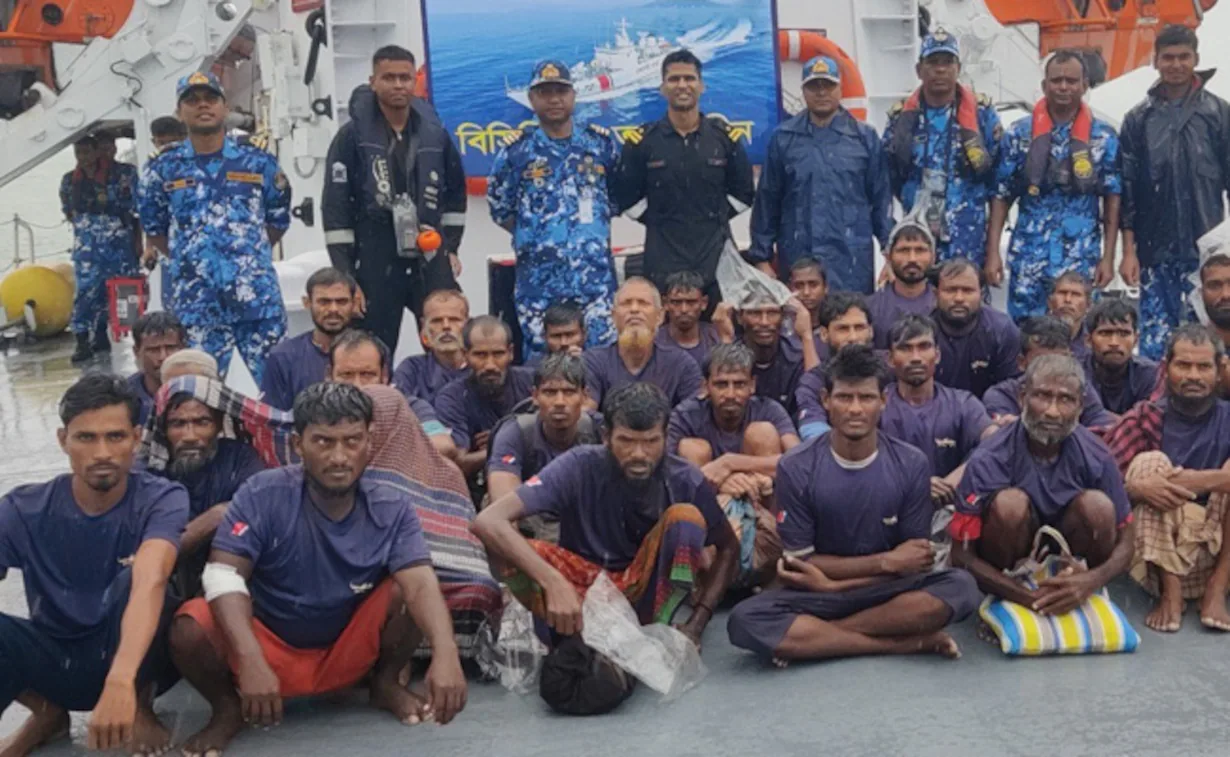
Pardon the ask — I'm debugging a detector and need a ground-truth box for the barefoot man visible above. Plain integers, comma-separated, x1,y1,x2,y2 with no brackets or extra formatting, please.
726,345,980,666
170,383,466,755
0,374,187,757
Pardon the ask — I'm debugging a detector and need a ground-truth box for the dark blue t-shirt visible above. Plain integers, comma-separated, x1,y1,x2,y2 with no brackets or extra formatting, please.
393,353,469,405
164,438,266,517
880,383,991,477
933,307,1021,399
127,371,156,428
433,367,535,450
212,467,432,649
655,322,722,370
487,412,603,480
0,471,187,639
668,396,796,457
1160,398,1230,472
750,337,805,416
868,284,936,350
516,447,727,571
583,343,703,408
1082,354,1159,415
260,331,330,411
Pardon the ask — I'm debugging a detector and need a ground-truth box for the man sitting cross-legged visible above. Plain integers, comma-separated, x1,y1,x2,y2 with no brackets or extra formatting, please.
726,345,980,666
951,354,1135,615
473,382,739,649
0,374,187,757
170,383,466,757
1104,324,1230,632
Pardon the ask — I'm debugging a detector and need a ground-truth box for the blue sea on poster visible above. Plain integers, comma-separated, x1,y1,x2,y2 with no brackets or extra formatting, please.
423,0,781,177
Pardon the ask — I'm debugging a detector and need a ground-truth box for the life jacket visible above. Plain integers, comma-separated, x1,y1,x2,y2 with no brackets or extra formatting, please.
1025,99,1097,196
888,84,993,182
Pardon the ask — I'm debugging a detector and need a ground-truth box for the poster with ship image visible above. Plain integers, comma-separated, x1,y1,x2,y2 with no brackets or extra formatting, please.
422,0,782,176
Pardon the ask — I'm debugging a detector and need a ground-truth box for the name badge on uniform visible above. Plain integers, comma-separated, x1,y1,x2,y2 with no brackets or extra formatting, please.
226,171,263,185
163,177,196,192
578,188,595,225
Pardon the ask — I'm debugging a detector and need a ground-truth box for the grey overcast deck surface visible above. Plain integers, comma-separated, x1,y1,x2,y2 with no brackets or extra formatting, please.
3,336,1228,757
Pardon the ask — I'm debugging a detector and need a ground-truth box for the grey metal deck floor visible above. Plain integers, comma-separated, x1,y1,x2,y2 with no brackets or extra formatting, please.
3,336,1229,757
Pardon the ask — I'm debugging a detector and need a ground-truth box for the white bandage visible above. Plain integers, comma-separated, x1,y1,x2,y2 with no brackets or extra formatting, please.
202,562,249,602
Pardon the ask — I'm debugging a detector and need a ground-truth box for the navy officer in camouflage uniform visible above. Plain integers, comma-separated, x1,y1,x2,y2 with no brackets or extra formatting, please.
986,51,1121,320
138,72,290,383
882,31,1002,266
61,133,142,363
488,59,620,357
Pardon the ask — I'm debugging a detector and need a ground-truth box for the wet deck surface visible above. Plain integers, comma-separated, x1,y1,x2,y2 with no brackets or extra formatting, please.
4,335,1230,756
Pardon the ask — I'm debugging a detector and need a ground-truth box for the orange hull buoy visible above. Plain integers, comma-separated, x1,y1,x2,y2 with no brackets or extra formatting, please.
777,30,869,121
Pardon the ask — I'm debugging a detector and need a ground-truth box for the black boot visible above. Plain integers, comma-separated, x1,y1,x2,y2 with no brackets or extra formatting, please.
92,325,111,354
70,332,93,364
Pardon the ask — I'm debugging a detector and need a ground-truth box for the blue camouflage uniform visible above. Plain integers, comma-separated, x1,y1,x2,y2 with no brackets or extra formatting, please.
137,73,290,383
60,160,140,335
487,60,619,357
995,113,1121,320
882,33,1002,265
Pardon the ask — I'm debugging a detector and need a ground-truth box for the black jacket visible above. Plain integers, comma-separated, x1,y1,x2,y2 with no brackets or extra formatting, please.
321,86,466,272
1120,70,1230,267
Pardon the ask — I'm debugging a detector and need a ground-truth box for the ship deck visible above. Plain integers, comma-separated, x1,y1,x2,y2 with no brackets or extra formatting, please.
3,335,1229,757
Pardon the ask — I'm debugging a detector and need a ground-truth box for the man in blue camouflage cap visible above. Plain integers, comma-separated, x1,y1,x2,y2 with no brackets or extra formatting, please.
137,72,291,383
489,59,620,358
882,29,1002,267
750,55,893,294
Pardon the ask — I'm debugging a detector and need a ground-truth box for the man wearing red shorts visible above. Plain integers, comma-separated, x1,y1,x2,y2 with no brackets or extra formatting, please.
169,383,466,756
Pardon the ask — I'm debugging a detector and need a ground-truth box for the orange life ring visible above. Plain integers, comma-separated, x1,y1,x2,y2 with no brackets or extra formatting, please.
777,30,869,121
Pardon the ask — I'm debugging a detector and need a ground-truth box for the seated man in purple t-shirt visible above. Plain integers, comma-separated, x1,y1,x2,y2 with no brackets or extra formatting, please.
1112,325,1230,633
541,303,588,358
329,329,456,458
983,316,1117,430
868,219,937,351
739,292,819,415
170,384,467,756
727,346,980,666
474,383,739,650
931,258,1020,399
392,290,471,405
434,316,535,478
655,270,733,369
951,354,1135,614
260,267,360,411
1047,270,1093,363
795,292,878,439
487,354,602,541
127,311,187,428
1082,298,1159,415
584,277,703,409
0,374,187,756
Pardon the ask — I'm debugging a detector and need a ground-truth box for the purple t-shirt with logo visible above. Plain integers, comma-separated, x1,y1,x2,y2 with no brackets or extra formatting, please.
583,343,703,408
655,322,722,370
0,471,187,638
1160,398,1230,472
393,353,470,405
487,411,603,480
982,375,1117,429
433,367,536,450
880,384,991,477
954,421,1131,538
260,331,330,411
667,396,796,457
213,467,432,649
750,337,805,415
776,434,932,558
868,284,936,350
1082,354,1159,415
516,446,727,571
793,350,891,439
933,307,1021,399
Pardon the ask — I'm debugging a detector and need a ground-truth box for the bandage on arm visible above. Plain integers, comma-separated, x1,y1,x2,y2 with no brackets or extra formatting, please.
203,561,250,601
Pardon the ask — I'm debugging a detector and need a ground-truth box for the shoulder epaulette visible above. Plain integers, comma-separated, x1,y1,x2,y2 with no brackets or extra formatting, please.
706,113,735,137
624,125,647,145
503,126,537,148
587,123,611,138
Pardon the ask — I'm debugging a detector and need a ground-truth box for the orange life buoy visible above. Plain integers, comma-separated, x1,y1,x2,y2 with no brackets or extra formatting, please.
777,30,869,121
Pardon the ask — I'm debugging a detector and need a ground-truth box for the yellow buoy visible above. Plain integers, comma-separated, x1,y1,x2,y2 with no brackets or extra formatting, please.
50,262,76,293
0,265,75,337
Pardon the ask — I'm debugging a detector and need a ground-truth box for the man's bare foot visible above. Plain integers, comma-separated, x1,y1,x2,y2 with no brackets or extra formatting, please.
915,632,961,659
371,674,432,726
1199,590,1230,631
1146,592,1186,633
181,699,244,757
0,702,69,757
131,706,172,756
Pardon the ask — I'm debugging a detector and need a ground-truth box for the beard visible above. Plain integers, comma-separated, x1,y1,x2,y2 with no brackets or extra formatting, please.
1021,405,1078,448
606,446,664,490
169,439,219,477
472,371,506,400
1207,302,1230,329
618,325,654,351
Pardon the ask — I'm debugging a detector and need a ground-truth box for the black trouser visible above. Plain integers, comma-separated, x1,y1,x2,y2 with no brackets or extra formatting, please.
355,252,458,354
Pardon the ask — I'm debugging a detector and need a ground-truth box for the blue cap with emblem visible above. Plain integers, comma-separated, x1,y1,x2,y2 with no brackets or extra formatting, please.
176,71,225,101
530,59,573,89
920,29,960,61
801,55,841,86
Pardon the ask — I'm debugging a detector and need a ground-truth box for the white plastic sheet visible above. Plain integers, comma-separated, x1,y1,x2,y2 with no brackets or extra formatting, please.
580,573,707,700
715,240,792,309
476,587,547,695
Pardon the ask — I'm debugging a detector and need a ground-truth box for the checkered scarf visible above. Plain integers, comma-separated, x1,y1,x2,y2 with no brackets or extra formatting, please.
1103,399,1164,475
139,375,297,471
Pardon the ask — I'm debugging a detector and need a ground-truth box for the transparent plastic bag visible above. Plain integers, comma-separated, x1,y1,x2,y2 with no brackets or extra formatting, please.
715,240,792,309
931,505,954,571
475,587,547,695
580,573,707,700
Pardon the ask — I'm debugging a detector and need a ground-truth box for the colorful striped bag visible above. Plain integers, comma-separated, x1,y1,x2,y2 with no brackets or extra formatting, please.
979,526,1141,656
